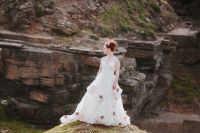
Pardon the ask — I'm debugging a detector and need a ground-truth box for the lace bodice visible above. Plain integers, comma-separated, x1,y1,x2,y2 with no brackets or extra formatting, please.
101,57,115,74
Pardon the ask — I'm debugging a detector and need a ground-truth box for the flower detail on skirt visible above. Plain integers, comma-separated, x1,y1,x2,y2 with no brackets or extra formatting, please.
100,116,104,119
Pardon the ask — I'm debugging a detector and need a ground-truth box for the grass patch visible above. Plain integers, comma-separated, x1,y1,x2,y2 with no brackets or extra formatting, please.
150,2,161,13
168,77,200,104
97,0,158,39
35,5,44,17
78,29,99,40
0,105,44,133
137,28,155,39
98,3,134,36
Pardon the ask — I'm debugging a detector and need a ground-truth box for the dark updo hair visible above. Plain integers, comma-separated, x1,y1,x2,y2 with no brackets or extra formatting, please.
105,40,117,52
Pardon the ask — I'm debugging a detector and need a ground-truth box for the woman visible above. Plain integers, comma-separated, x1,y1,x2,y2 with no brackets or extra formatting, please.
60,40,131,127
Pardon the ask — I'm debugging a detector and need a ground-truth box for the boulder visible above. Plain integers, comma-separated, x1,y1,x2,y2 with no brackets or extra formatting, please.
52,15,79,36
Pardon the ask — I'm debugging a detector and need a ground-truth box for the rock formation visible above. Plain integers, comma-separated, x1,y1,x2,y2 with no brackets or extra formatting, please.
166,28,200,86
0,29,176,127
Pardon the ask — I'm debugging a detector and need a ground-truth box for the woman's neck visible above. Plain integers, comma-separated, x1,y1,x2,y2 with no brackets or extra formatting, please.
106,52,114,59
106,52,114,58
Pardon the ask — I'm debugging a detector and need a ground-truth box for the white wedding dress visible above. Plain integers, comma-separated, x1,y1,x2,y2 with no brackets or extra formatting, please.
60,56,131,127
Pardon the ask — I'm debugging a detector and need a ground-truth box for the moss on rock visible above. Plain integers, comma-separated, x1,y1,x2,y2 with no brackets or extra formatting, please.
44,120,147,133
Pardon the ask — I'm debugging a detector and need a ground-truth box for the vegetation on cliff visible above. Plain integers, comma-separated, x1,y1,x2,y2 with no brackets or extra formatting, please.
97,0,162,38
168,77,200,104
158,77,200,113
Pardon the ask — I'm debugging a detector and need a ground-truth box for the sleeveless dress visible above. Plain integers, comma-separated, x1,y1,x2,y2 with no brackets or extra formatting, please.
60,56,131,127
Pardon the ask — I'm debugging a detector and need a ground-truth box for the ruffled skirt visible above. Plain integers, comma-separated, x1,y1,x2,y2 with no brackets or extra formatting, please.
60,72,131,127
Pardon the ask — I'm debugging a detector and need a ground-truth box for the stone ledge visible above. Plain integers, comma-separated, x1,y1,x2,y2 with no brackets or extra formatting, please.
0,30,54,44
0,41,24,48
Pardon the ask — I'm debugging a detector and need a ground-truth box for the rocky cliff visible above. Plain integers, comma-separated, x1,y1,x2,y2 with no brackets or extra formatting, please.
0,0,180,39
0,0,200,133
0,28,176,127
0,30,146,126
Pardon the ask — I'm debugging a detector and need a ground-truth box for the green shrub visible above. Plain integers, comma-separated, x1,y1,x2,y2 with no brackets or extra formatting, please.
170,78,200,104
150,3,161,13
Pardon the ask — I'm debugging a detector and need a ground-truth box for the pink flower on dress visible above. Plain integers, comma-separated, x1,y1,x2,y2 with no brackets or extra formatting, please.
100,116,104,119
113,112,115,116
99,95,103,99
75,112,79,115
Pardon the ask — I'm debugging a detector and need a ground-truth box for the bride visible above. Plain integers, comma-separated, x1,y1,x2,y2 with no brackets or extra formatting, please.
60,40,131,127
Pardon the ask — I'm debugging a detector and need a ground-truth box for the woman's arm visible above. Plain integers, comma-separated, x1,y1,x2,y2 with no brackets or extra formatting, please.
113,58,120,89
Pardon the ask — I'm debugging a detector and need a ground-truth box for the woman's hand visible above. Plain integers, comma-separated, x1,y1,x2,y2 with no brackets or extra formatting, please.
113,85,117,90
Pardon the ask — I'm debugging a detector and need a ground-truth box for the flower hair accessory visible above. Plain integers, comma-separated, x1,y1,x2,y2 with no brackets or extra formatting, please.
104,40,117,52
